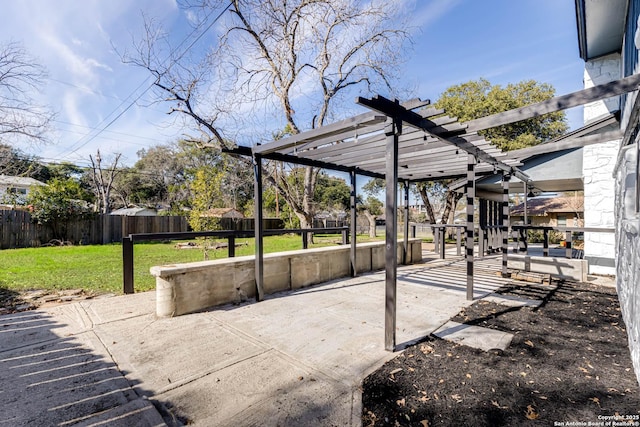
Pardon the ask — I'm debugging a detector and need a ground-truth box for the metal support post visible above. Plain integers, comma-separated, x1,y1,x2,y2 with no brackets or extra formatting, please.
501,173,510,277
565,230,572,259
228,235,235,258
384,117,400,351
543,229,549,257
466,155,476,301
488,201,494,252
403,182,410,265
433,226,439,252
456,227,461,256
122,236,134,294
253,154,265,301
479,198,487,257
350,169,357,276
520,228,528,254
302,231,308,249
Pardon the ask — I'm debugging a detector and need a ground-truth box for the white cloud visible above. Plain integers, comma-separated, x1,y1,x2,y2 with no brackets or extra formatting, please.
409,0,462,30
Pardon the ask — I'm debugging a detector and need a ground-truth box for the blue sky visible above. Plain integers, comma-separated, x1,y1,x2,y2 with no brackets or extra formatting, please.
1,0,585,168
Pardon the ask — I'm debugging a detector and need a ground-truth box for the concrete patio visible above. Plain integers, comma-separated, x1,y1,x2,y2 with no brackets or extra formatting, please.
1,254,537,426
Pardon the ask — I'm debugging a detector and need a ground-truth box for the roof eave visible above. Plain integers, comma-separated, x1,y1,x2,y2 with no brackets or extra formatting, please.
576,0,589,60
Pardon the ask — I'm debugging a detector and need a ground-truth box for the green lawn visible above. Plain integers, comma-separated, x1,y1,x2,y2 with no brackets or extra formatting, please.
0,234,382,294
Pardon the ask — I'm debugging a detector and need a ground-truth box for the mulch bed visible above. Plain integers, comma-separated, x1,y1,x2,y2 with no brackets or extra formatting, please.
362,280,640,426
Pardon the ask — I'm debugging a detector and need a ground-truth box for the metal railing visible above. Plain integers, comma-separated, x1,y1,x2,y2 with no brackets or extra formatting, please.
430,224,466,259
511,225,614,258
122,227,349,294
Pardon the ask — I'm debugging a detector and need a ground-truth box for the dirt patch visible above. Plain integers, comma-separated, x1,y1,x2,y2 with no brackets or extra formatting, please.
0,288,100,315
362,280,640,426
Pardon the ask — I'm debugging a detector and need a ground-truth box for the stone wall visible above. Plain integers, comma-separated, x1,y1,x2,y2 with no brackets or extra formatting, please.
614,145,640,385
584,53,622,119
151,239,423,317
583,53,621,275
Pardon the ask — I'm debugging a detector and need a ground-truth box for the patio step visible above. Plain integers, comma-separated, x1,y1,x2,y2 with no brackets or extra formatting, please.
433,321,513,351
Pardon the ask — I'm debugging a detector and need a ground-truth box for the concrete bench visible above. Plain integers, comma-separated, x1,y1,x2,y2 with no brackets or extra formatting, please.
507,254,588,282
151,239,423,317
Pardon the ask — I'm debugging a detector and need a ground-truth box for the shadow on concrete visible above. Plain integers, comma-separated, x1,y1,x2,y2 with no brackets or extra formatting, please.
0,309,167,426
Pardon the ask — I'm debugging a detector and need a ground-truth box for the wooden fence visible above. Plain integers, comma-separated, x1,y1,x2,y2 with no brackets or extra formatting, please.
0,210,188,249
0,211,286,249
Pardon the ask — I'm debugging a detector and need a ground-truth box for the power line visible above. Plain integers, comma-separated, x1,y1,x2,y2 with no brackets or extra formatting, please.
7,154,185,179
53,2,233,161
52,120,163,144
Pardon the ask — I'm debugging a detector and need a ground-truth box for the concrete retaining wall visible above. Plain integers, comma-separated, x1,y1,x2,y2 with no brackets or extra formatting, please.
151,239,423,317
507,254,588,282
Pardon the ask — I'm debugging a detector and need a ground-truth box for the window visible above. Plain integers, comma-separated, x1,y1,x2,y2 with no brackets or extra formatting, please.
557,215,567,227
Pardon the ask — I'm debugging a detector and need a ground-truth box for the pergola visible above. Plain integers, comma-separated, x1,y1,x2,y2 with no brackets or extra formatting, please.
224,73,640,351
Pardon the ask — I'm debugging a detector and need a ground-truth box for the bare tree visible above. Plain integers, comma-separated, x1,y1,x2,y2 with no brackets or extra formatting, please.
0,41,53,146
562,190,584,226
125,0,410,230
89,150,122,214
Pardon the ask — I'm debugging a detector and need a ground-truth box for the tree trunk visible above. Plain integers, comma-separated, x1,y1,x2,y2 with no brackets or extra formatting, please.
417,185,437,224
363,210,377,237
266,164,319,245
295,210,315,244
440,190,462,224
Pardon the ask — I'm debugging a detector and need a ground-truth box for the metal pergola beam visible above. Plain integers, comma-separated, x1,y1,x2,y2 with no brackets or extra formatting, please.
356,95,532,184
503,129,624,160
253,112,388,155
224,146,385,180
464,73,640,133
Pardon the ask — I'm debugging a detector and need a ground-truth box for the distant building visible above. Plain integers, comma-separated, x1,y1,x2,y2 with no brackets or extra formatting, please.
409,204,426,214
110,207,158,216
511,196,584,227
0,175,46,206
201,208,245,219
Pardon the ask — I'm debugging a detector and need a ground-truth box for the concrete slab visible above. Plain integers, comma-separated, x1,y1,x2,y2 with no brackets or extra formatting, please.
159,349,354,426
0,331,138,426
75,398,166,427
208,291,392,384
484,293,543,308
80,292,157,325
2,253,533,426
0,306,90,352
93,312,270,395
433,321,514,351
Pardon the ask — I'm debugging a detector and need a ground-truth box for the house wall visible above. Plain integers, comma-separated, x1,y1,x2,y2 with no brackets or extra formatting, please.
615,146,640,385
582,53,620,275
615,10,640,384
0,183,30,204
511,214,583,227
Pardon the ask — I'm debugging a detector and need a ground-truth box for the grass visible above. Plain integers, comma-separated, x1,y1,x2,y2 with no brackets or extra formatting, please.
0,233,383,294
